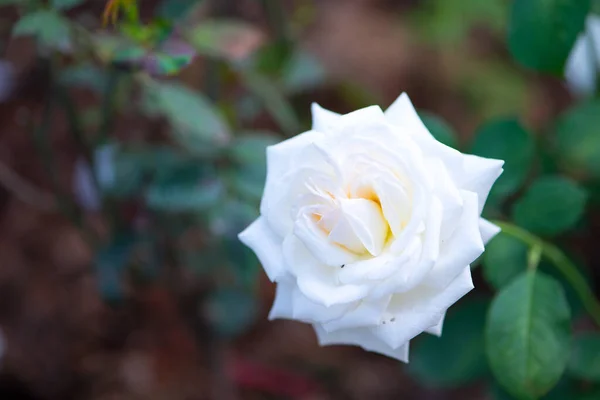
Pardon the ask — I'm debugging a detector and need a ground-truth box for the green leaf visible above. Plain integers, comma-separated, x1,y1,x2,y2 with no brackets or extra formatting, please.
151,52,195,76
568,333,600,381
408,299,489,387
538,257,587,319
486,271,571,400
186,20,263,61
512,176,587,236
419,112,458,148
579,390,600,400
12,10,70,49
146,164,223,213
226,132,279,202
554,100,600,179
507,0,590,74
483,233,528,290
95,144,202,200
471,118,534,202
144,81,230,144
409,0,506,44
59,63,108,93
51,0,84,10
281,50,327,94
206,289,257,338
210,199,258,238
490,378,582,400
156,0,203,20
229,132,279,165
238,70,301,135
460,60,529,120
253,41,293,76
95,234,136,303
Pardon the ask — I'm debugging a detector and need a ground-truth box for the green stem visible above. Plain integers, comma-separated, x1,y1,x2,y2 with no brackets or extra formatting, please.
262,0,291,45
527,244,543,271
33,72,95,245
56,85,103,194
493,220,600,327
97,68,121,144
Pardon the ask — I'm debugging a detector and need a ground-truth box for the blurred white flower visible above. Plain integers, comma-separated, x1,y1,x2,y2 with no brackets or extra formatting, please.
239,93,503,362
0,327,5,366
565,15,600,97
72,145,115,211
73,158,101,211
0,61,15,103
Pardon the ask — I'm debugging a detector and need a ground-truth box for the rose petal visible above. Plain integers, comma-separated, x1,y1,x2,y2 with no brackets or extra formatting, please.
321,295,392,332
370,267,474,349
292,286,353,323
479,218,501,245
384,93,433,140
337,106,387,132
385,93,503,211
284,235,370,307
268,281,296,320
459,155,504,214
427,158,464,240
294,212,357,267
565,16,600,96
368,197,441,298
238,217,286,281
337,198,388,256
261,130,326,230
425,312,445,336
425,190,484,289
314,325,410,362
311,103,341,132
265,166,337,238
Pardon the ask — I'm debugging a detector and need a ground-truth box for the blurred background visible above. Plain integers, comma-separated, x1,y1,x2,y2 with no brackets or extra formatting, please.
0,0,599,399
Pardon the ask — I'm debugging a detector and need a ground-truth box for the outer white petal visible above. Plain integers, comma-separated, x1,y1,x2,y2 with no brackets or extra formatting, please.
384,93,503,212
339,252,406,286
425,313,445,336
459,155,504,214
425,190,483,289
589,15,600,64
479,218,501,245
337,105,387,132
268,281,295,320
238,217,285,281
321,295,392,332
384,92,433,140
260,130,325,218
264,146,342,238
565,34,597,96
370,267,474,349
565,15,600,97
428,158,464,240
314,325,410,362
292,287,353,323
311,103,340,132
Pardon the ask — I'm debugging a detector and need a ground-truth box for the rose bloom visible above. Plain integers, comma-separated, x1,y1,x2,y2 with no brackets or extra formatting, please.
565,15,600,97
239,93,503,361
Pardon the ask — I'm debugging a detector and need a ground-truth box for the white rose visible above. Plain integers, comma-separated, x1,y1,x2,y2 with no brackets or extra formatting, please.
239,93,503,362
565,15,600,97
